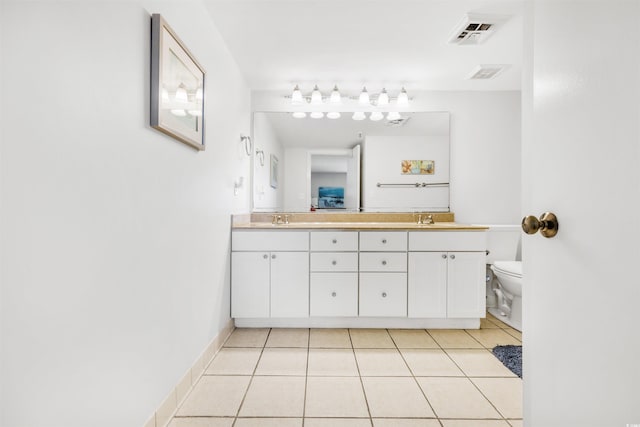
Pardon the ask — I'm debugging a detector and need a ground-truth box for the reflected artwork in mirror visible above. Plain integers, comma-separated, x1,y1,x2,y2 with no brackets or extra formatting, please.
251,112,450,213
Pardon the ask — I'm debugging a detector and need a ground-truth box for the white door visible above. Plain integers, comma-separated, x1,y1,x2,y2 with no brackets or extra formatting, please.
270,251,309,317
525,3,640,425
446,252,485,318
231,252,270,318
345,144,361,210
407,252,447,318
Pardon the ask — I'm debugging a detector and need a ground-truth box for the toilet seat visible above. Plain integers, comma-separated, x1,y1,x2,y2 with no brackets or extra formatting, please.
492,261,522,278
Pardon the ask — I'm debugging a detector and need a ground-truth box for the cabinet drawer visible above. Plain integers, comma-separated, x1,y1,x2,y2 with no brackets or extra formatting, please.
310,231,359,251
310,273,358,317
360,231,407,252
408,231,486,252
232,231,309,251
359,273,407,317
310,252,358,272
359,252,407,272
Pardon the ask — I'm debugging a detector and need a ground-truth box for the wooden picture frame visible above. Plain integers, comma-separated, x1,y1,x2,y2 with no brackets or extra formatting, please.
150,14,205,150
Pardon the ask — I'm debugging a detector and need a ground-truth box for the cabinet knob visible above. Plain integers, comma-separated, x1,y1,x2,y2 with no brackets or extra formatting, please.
331,292,337,297
332,260,337,265
271,254,276,259
332,239,337,244
381,260,387,266
450,254,455,260
442,254,447,259
263,254,269,259
382,238,387,244
382,292,387,298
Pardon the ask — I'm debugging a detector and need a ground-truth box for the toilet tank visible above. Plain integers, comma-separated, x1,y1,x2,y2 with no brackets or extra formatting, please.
481,225,521,263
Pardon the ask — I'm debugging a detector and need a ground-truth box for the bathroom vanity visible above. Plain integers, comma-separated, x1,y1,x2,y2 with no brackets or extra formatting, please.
231,213,488,329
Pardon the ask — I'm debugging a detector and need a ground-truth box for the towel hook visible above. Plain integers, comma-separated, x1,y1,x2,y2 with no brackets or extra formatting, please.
255,149,265,166
240,134,252,156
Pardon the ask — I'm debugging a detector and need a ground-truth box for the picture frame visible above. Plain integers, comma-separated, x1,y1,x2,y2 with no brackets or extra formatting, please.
401,160,435,175
150,14,206,150
270,155,279,189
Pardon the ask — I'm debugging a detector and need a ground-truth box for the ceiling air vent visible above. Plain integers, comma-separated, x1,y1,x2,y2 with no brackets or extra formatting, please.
468,64,509,80
448,13,508,45
386,116,411,127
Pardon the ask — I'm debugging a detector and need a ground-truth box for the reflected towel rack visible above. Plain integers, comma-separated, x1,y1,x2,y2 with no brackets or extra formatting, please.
377,182,449,188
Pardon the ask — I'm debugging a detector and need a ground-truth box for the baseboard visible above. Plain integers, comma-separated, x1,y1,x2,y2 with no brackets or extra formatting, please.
143,318,235,427
233,317,481,329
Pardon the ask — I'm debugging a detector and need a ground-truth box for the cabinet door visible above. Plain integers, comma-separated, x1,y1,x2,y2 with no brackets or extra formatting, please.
271,252,309,317
447,252,486,318
408,252,448,318
310,273,358,317
231,252,270,318
359,273,407,317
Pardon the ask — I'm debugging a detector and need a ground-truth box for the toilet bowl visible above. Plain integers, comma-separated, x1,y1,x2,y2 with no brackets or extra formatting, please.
490,261,522,331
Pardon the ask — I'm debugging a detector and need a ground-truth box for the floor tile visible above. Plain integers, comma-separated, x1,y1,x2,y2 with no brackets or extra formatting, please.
223,328,269,348
508,420,523,427
265,328,309,347
176,376,250,417
350,329,395,348
416,377,500,419
309,328,352,348
486,314,511,328
254,348,307,376
441,421,511,427
480,317,501,329
205,348,262,375
400,349,464,377
445,349,517,377
305,377,369,418
305,419,371,427
373,420,440,427
234,418,302,427
504,328,522,341
465,329,521,349
239,376,305,417
355,349,412,376
167,417,233,427
471,377,523,419
427,330,483,349
388,329,439,348
307,348,359,376
362,377,434,418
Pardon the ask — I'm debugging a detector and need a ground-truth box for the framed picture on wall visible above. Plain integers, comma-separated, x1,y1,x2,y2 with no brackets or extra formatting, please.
270,155,279,188
150,14,206,150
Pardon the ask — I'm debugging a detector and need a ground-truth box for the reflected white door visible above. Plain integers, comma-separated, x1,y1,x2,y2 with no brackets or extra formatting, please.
345,144,361,210
524,2,640,425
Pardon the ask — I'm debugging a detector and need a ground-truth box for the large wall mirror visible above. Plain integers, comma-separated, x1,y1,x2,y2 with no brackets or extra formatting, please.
251,112,450,213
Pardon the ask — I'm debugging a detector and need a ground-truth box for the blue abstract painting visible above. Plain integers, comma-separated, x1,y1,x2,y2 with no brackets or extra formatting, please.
318,187,345,209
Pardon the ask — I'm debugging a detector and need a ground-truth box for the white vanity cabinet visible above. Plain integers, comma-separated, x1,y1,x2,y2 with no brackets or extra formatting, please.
309,231,358,317
359,232,408,317
408,232,486,318
231,231,309,318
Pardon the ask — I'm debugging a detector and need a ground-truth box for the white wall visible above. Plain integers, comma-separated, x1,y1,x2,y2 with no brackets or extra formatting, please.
253,91,521,223
252,114,283,211
0,2,250,427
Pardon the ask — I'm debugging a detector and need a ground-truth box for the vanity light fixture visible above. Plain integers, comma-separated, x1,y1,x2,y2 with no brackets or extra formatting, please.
310,85,323,105
329,85,342,104
352,111,366,121
377,88,389,106
369,111,384,121
195,86,203,101
291,85,304,105
292,111,307,119
310,111,324,119
386,111,401,121
397,87,409,106
326,112,341,119
358,87,370,105
175,83,188,103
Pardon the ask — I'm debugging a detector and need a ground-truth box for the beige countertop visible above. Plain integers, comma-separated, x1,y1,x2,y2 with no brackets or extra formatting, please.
232,221,488,230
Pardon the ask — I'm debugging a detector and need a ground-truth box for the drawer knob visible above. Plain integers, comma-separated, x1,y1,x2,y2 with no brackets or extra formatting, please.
381,260,387,266
332,239,337,244
382,238,387,244
331,292,337,297
271,254,276,259
263,254,269,259
450,254,455,260
442,254,447,259
382,292,387,298
332,260,337,265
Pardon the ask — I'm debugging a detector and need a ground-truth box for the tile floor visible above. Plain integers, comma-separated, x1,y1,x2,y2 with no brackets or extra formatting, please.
169,313,522,427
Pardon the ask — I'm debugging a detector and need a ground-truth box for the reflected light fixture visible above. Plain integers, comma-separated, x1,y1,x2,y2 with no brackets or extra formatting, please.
377,88,389,106
170,109,187,117
369,111,384,121
326,112,341,119
292,111,307,119
291,85,304,105
161,87,170,103
310,111,324,119
358,87,370,105
352,112,366,121
195,86,203,101
330,85,341,104
397,87,409,106
310,85,323,105
175,83,188,103
188,109,202,117
386,111,401,121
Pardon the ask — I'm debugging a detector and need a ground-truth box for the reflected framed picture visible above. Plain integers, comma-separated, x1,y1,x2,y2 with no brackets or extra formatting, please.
270,155,279,189
150,14,205,150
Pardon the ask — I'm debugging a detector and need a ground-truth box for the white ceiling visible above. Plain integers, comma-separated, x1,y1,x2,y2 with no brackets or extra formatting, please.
203,0,524,93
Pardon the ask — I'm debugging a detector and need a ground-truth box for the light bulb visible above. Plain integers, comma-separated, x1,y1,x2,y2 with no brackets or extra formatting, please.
291,85,304,105
161,87,170,103
175,84,188,103
386,111,401,121
195,86,203,101
352,112,366,121
377,88,389,106
171,109,187,117
358,87,370,105
329,85,341,104
310,111,324,119
310,85,323,105
396,87,409,106
326,112,341,119
370,111,384,121
292,111,307,119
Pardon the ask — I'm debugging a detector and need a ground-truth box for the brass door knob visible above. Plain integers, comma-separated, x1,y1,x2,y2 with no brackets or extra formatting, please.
522,212,559,238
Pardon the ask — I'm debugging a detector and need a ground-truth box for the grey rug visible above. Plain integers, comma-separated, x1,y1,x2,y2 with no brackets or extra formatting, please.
492,345,522,378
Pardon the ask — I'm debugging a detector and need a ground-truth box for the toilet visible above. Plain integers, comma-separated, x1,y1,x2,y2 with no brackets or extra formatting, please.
484,225,523,331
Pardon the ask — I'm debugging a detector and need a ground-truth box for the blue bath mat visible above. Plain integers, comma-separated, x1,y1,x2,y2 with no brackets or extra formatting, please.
492,345,522,378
